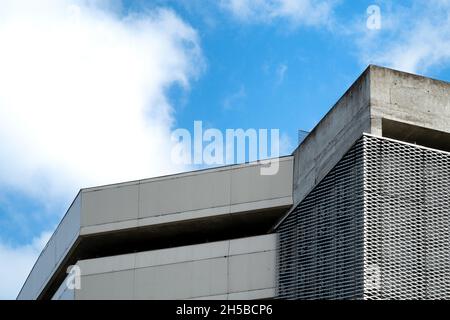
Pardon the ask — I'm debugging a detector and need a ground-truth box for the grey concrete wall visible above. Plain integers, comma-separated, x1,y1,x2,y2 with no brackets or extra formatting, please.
79,157,293,236
290,65,450,209
370,66,450,135
291,67,372,207
17,193,81,300
71,234,277,300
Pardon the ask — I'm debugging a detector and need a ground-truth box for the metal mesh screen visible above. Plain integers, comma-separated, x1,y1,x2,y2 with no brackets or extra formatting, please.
363,135,450,299
277,138,365,299
277,134,450,300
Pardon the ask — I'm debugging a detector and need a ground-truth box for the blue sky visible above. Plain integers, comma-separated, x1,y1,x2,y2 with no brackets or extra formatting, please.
1,0,450,299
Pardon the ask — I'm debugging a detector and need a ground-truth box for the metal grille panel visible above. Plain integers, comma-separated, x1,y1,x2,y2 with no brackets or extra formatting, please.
277,139,365,299
363,135,450,299
277,134,450,299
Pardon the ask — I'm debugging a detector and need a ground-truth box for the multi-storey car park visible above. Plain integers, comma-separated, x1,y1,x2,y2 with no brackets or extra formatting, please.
18,65,450,300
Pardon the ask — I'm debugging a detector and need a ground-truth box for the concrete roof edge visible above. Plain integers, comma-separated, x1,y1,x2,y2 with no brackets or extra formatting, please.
17,189,82,299
81,155,293,193
291,64,450,157
368,64,450,86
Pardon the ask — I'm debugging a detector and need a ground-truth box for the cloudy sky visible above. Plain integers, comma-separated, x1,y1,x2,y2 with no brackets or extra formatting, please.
1,0,450,299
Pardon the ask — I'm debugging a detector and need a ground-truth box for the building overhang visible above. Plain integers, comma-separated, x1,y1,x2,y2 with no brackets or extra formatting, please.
18,157,293,299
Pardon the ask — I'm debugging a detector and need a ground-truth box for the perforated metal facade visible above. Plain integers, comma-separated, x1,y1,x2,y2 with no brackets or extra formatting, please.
277,134,450,300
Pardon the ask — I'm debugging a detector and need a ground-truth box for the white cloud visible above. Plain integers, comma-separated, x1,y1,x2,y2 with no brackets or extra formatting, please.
222,85,246,110
0,0,203,202
220,0,335,27
221,1,450,74
356,0,450,73
0,1,205,298
0,231,52,299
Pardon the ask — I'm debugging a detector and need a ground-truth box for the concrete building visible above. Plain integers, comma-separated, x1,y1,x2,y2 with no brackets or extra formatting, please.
18,65,450,300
